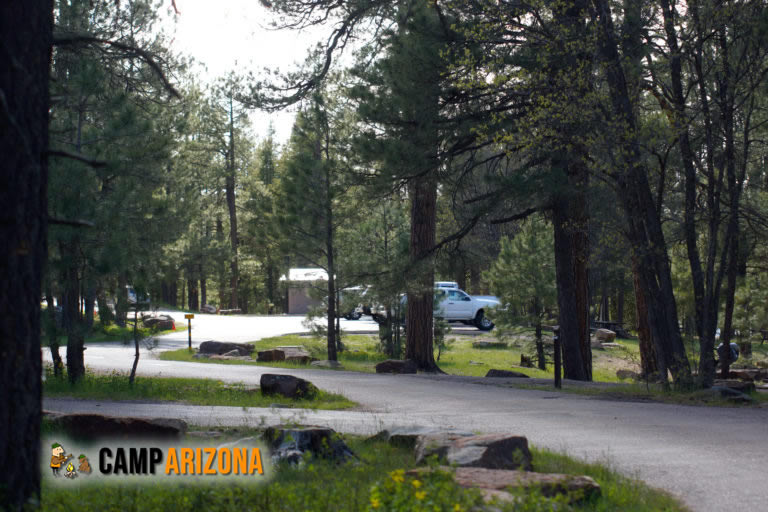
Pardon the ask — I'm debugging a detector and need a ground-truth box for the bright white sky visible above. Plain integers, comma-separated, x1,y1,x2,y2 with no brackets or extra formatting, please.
160,0,325,145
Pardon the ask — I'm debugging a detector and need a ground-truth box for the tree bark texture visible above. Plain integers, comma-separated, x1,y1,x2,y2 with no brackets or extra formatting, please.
63,251,85,382
325,165,338,362
552,186,591,381
632,257,657,377
187,278,198,312
0,1,52,508
405,174,439,371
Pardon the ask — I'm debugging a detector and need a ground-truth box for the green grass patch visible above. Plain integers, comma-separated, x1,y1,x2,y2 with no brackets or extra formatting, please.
532,447,687,511
37,429,686,511
43,367,355,410
159,332,767,407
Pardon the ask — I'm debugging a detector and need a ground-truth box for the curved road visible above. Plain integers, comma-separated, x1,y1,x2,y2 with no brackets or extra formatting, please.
44,311,768,512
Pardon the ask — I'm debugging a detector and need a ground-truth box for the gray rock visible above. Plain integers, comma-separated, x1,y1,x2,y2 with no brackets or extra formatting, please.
370,426,473,450
263,425,356,464
595,329,616,343
714,379,755,393
446,434,532,470
375,359,417,374
200,304,217,314
711,386,753,403
199,341,254,356
616,369,641,381
415,432,474,463
485,369,529,379
142,315,175,330
192,352,210,359
260,374,318,399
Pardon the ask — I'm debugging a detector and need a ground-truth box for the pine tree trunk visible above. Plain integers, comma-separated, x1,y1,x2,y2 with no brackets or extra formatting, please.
188,278,199,312
45,290,63,376
115,274,128,327
62,241,85,383
97,292,113,325
405,174,439,371
632,257,657,378
226,97,239,310
617,284,625,325
0,1,51,507
266,256,275,314
552,191,591,381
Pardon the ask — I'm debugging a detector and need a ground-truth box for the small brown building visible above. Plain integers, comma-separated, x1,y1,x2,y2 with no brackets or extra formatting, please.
280,268,327,314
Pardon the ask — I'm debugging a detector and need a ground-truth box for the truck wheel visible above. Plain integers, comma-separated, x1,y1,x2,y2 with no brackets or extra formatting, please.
474,310,494,331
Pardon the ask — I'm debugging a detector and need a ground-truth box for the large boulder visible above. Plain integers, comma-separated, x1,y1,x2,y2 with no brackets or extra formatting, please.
285,354,315,364
260,374,318,399
370,427,473,450
408,467,601,504
414,432,474,462
595,329,616,343
200,304,217,314
257,349,286,362
446,434,532,470
485,369,530,379
263,425,356,464
714,379,756,394
616,369,641,381
278,346,315,364
710,386,753,403
199,341,254,356
47,413,186,440
414,433,532,470
142,314,175,330
375,359,417,374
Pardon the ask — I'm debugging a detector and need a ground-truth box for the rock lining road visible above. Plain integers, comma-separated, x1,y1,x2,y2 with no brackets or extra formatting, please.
44,311,768,511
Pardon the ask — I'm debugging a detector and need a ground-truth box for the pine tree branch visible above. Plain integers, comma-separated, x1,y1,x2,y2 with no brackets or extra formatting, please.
46,149,107,168
52,33,181,99
490,206,539,225
49,217,95,228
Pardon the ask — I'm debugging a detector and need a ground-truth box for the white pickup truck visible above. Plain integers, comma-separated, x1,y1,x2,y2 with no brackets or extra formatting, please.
434,288,500,331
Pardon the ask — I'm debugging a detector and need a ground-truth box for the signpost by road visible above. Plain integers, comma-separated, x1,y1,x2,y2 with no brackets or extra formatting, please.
185,313,194,349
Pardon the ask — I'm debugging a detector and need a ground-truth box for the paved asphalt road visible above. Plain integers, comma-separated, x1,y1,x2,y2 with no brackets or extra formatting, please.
44,311,768,512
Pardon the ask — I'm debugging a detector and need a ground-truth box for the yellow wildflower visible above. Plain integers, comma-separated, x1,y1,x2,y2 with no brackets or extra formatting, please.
390,469,405,483
370,497,380,509
411,479,422,488
415,491,426,500
453,505,463,512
